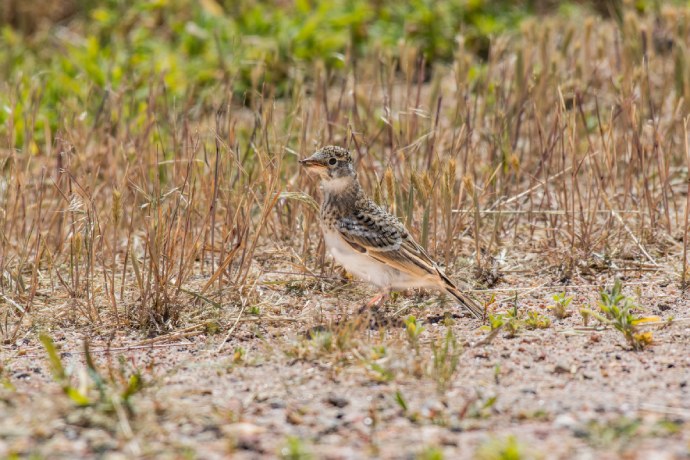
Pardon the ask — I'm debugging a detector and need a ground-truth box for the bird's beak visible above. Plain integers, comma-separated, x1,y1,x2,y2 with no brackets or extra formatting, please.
299,156,325,169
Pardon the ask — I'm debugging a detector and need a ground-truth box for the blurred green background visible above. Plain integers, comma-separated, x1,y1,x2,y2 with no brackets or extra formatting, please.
0,0,674,150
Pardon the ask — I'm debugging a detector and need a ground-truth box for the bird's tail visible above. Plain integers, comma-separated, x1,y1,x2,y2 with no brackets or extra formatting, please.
444,285,484,319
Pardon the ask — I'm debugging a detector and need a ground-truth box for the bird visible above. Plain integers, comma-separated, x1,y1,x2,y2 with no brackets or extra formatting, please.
299,145,483,319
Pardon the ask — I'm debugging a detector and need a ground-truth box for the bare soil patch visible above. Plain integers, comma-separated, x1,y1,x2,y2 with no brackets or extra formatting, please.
2,263,689,458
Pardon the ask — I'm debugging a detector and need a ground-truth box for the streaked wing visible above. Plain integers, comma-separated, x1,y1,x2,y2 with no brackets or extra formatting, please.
335,202,439,279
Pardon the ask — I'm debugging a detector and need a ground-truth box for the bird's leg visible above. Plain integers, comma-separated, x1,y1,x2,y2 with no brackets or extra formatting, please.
358,289,390,315
366,291,389,308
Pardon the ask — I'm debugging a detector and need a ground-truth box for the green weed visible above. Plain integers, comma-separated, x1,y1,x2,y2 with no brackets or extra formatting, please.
40,334,146,417
280,436,312,460
577,417,642,448
583,280,658,350
487,304,524,338
548,292,573,319
524,311,551,330
405,315,425,353
394,390,408,413
475,435,527,460
417,446,445,460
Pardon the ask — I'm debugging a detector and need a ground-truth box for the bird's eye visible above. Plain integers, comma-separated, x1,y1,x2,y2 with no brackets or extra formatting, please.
328,158,337,166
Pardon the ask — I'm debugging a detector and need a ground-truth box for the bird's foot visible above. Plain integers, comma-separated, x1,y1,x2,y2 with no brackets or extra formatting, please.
356,292,406,328
363,291,389,309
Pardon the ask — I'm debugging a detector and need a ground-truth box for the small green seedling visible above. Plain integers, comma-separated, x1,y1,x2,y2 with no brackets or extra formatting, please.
394,390,408,412
418,446,445,460
503,305,522,337
525,311,551,329
488,313,505,331
404,315,425,353
579,307,591,327
233,347,245,364
486,304,524,337
549,292,573,319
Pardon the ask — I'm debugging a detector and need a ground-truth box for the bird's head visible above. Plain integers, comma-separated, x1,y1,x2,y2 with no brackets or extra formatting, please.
299,146,356,187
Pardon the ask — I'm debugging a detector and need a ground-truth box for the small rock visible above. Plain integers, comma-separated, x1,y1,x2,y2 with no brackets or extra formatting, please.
326,394,349,408
222,423,265,437
554,362,570,374
222,423,266,453
554,413,578,430
269,398,286,409
421,399,444,419
286,410,303,425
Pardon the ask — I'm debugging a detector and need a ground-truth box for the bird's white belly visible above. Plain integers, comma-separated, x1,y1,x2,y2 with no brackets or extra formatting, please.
323,229,432,290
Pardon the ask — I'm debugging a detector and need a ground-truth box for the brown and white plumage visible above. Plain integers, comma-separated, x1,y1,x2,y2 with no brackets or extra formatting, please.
300,145,483,319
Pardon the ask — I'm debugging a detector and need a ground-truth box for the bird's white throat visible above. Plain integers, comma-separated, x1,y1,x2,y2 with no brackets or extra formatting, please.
321,176,354,194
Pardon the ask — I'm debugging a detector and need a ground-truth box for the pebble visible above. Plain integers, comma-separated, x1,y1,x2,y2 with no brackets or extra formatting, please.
553,413,578,430
326,394,349,408
554,362,570,374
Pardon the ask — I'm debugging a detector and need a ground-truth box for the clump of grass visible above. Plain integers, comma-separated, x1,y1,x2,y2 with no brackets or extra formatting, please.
280,436,312,460
287,320,365,363
475,435,528,460
40,334,146,421
309,330,334,354
367,361,395,383
583,280,659,351
461,393,499,420
430,328,461,393
577,417,642,448
417,446,445,460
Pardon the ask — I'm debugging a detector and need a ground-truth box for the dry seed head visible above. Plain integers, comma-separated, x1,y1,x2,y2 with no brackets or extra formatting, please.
73,233,83,259
509,153,520,172
411,171,426,200
384,167,395,201
462,175,474,193
410,171,420,190
112,189,122,226
373,180,383,205
430,159,440,178
446,159,457,184
422,173,433,199
584,17,594,44
624,12,640,39
68,195,84,214
400,44,419,78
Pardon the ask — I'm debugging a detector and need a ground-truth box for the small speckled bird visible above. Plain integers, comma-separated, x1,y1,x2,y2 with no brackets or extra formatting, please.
300,145,483,319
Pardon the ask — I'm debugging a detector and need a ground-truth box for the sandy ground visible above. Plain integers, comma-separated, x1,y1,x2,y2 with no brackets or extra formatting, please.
1,262,689,459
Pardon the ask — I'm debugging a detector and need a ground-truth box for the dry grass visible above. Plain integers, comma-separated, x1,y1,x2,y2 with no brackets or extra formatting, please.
1,7,688,338
1,4,690,458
